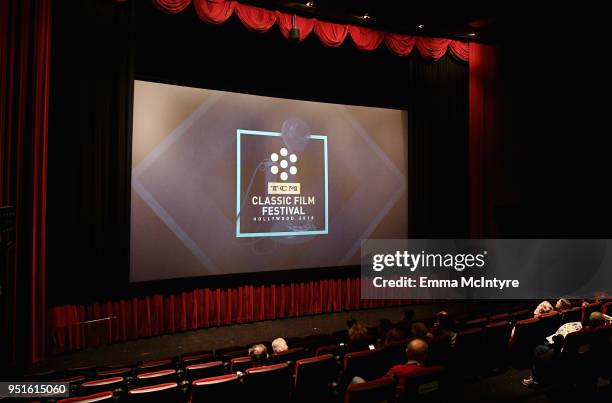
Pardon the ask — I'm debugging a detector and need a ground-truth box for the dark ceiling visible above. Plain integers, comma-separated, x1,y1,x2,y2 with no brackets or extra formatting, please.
240,0,498,40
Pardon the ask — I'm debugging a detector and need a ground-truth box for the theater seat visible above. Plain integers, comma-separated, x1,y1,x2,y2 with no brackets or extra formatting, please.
489,313,510,323
217,347,249,362
185,361,226,382
58,391,114,403
191,374,242,402
582,302,602,324
294,354,338,402
316,343,347,359
272,346,306,366
602,301,611,315
244,363,292,403
452,327,483,375
510,309,531,322
127,382,181,402
561,307,582,323
343,349,384,386
592,323,612,378
508,317,543,368
559,330,597,389
182,351,214,366
95,367,132,378
464,317,488,329
538,311,561,335
380,339,409,370
229,356,252,373
482,321,512,371
79,376,124,396
398,366,446,403
425,335,452,366
135,358,174,374
344,377,395,403
65,365,97,378
135,368,177,386
294,334,331,350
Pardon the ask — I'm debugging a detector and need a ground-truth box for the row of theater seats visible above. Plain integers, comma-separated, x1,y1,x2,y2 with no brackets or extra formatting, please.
24,300,611,402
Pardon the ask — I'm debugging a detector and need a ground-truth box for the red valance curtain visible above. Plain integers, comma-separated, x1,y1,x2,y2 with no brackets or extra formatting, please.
152,0,468,61
0,0,52,365
48,278,412,354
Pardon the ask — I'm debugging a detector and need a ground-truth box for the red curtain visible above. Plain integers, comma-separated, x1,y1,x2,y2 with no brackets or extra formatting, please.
153,0,191,14
151,0,469,61
468,43,514,237
48,278,412,354
0,0,52,365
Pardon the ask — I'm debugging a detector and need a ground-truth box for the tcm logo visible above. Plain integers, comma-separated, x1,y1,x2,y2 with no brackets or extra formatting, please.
268,182,300,195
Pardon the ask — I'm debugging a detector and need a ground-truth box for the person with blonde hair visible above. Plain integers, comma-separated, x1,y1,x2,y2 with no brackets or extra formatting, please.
533,301,554,317
248,343,268,367
271,337,288,353
555,298,572,311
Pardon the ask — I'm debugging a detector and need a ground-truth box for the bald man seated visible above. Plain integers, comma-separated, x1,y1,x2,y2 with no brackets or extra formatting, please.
385,338,440,398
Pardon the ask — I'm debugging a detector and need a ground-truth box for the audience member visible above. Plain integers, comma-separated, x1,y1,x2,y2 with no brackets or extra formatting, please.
555,298,572,311
396,310,415,339
248,344,268,367
386,338,435,399
347,322,371,352
384,328,403,346
522,311,609,387
430,311,456,348
271,338,288,354
411,322,429,339
533,301,554,317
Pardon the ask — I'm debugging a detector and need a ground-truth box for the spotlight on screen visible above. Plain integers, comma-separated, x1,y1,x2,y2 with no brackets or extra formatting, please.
281,117,310,152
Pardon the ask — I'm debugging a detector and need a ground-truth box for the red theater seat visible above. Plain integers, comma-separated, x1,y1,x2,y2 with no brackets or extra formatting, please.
464,317,488,329
490,313,511,323
398,366,446,403
182,351,214,366
244,363,292,402
316,343,347,359
185,361,226,382
135,368,177,386
592,323,612,378
381,339,409,370
425,335,452,366
294,354,338,402
582,302,603,324
482,321,512,371
191,374,242,402
127,382,181,402
58,391,114,403
511,309,531,322
79,376,125,395
54,375,86,386
229,356,252,373
452,327,483,375
135,358,174,374
602,301,611,315
217,347,249,362
508,317,543,368
538,311,561,335
95,367,132,378
559,329,597,388
272,346,306,366
343,349,384,386
344,376,395,403
561,307,582,323
65,365,97,378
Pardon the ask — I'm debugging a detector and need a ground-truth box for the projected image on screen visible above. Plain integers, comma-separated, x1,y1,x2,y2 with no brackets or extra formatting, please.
131,80,408,282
